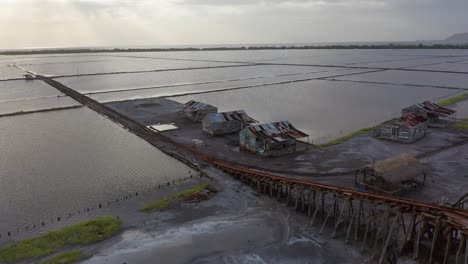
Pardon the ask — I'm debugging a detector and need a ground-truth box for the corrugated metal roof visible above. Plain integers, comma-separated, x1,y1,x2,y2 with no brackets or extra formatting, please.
182,100,216,113
419,101,456,117
383,114,427,127
246,121,308,143
404,101,456,118
205,110,258,124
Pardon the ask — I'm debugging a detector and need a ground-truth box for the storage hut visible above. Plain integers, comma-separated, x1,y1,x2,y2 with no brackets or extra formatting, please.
202,110,257,135
239,121,309,156
181,100,217,122
355,154,426,195
402,101,456,127
377,113,428,143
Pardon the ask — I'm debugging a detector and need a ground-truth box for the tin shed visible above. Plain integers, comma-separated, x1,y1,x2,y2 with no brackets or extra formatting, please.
202,110,257,135
239,121,309,156
377,114,428,143
181,100,217,122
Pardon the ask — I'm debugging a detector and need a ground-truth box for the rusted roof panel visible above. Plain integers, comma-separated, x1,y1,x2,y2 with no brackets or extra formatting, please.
183,100,216,113
205,110,258,124
246,121,308,143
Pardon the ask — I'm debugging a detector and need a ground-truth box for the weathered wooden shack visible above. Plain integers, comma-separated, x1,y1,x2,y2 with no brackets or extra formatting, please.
181,100,217,122
202,110,257,135
355,154,426,196
377,113,428,143
239,121,309,156
402,101,456,127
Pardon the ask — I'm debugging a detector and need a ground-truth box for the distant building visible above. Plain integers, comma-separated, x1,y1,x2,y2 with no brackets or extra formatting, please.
23,74,34,80
202,110,257,135
377,113,428,143
239,121,309,156
181,100,217,122
402,101,456,127
355,154,426,196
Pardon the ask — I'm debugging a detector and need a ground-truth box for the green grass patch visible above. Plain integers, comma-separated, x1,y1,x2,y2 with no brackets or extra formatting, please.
140,183,209,212
0,216,121,263
437,93,468,106
139,197,172,212
320,126,377,147
39,250,91,264
450,118,468,130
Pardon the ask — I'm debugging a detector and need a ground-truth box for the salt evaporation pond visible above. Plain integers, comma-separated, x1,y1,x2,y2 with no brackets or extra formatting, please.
0,107,196,237
1,48,467,245
170,79,455,140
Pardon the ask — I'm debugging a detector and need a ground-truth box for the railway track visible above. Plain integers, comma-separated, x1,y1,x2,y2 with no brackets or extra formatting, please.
39,75,468,263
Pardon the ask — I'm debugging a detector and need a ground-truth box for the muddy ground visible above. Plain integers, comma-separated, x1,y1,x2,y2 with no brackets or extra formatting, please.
82,167,365,264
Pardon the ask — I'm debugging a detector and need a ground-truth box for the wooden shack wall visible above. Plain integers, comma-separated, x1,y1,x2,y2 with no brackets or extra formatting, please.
203,119,241,135
379,123,426,143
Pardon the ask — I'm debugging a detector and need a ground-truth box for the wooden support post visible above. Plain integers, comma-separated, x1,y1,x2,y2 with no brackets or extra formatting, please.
361,218,371,252
465,238,468,264
456,235,465,264
287,186,291,206
310,198,320,226
346,215,355,244
443,228,453,264
400,212,407,236
373,208,391,250
355,200,363,241
378,211,400,264
308,189,313,217
295,188,300,210
321,192,325,218
277,184,281,201
332,200,347,238
319,206,333,235
429,217,441,264
406,212,417,242
269,182,273,197
413,218,427,260
345,199,353,233
301,189,306,212
333,195,338,220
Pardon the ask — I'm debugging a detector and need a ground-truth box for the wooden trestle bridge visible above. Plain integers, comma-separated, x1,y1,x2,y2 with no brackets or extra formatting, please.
39,76,468,264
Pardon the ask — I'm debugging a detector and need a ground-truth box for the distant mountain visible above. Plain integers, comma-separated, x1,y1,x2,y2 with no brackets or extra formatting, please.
446,32,468,42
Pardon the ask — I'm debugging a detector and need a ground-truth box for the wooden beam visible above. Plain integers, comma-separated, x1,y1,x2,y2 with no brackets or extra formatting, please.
379,211,401,264
406,211,417,242
361,218,371,252
443,227,453,264
373,208,391,250
457,235,467,264
332,200,346,238
346,215,355,244
319,205,334,235
413,217,427,260
429,217,442,264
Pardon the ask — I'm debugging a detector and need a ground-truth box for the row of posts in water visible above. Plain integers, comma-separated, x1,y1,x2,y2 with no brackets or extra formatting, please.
0,171,201,240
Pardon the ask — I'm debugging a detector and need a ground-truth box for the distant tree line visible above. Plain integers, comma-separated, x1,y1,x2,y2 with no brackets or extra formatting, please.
1,43,468,56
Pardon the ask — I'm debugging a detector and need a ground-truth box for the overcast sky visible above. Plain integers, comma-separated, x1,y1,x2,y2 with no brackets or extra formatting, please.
0,0,467,49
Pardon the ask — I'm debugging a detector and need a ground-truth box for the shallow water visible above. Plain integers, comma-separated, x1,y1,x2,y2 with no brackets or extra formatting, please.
1,48,467,248
0,79,64,101
0,107,196,237
58,65,334,93
170,79,455,141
